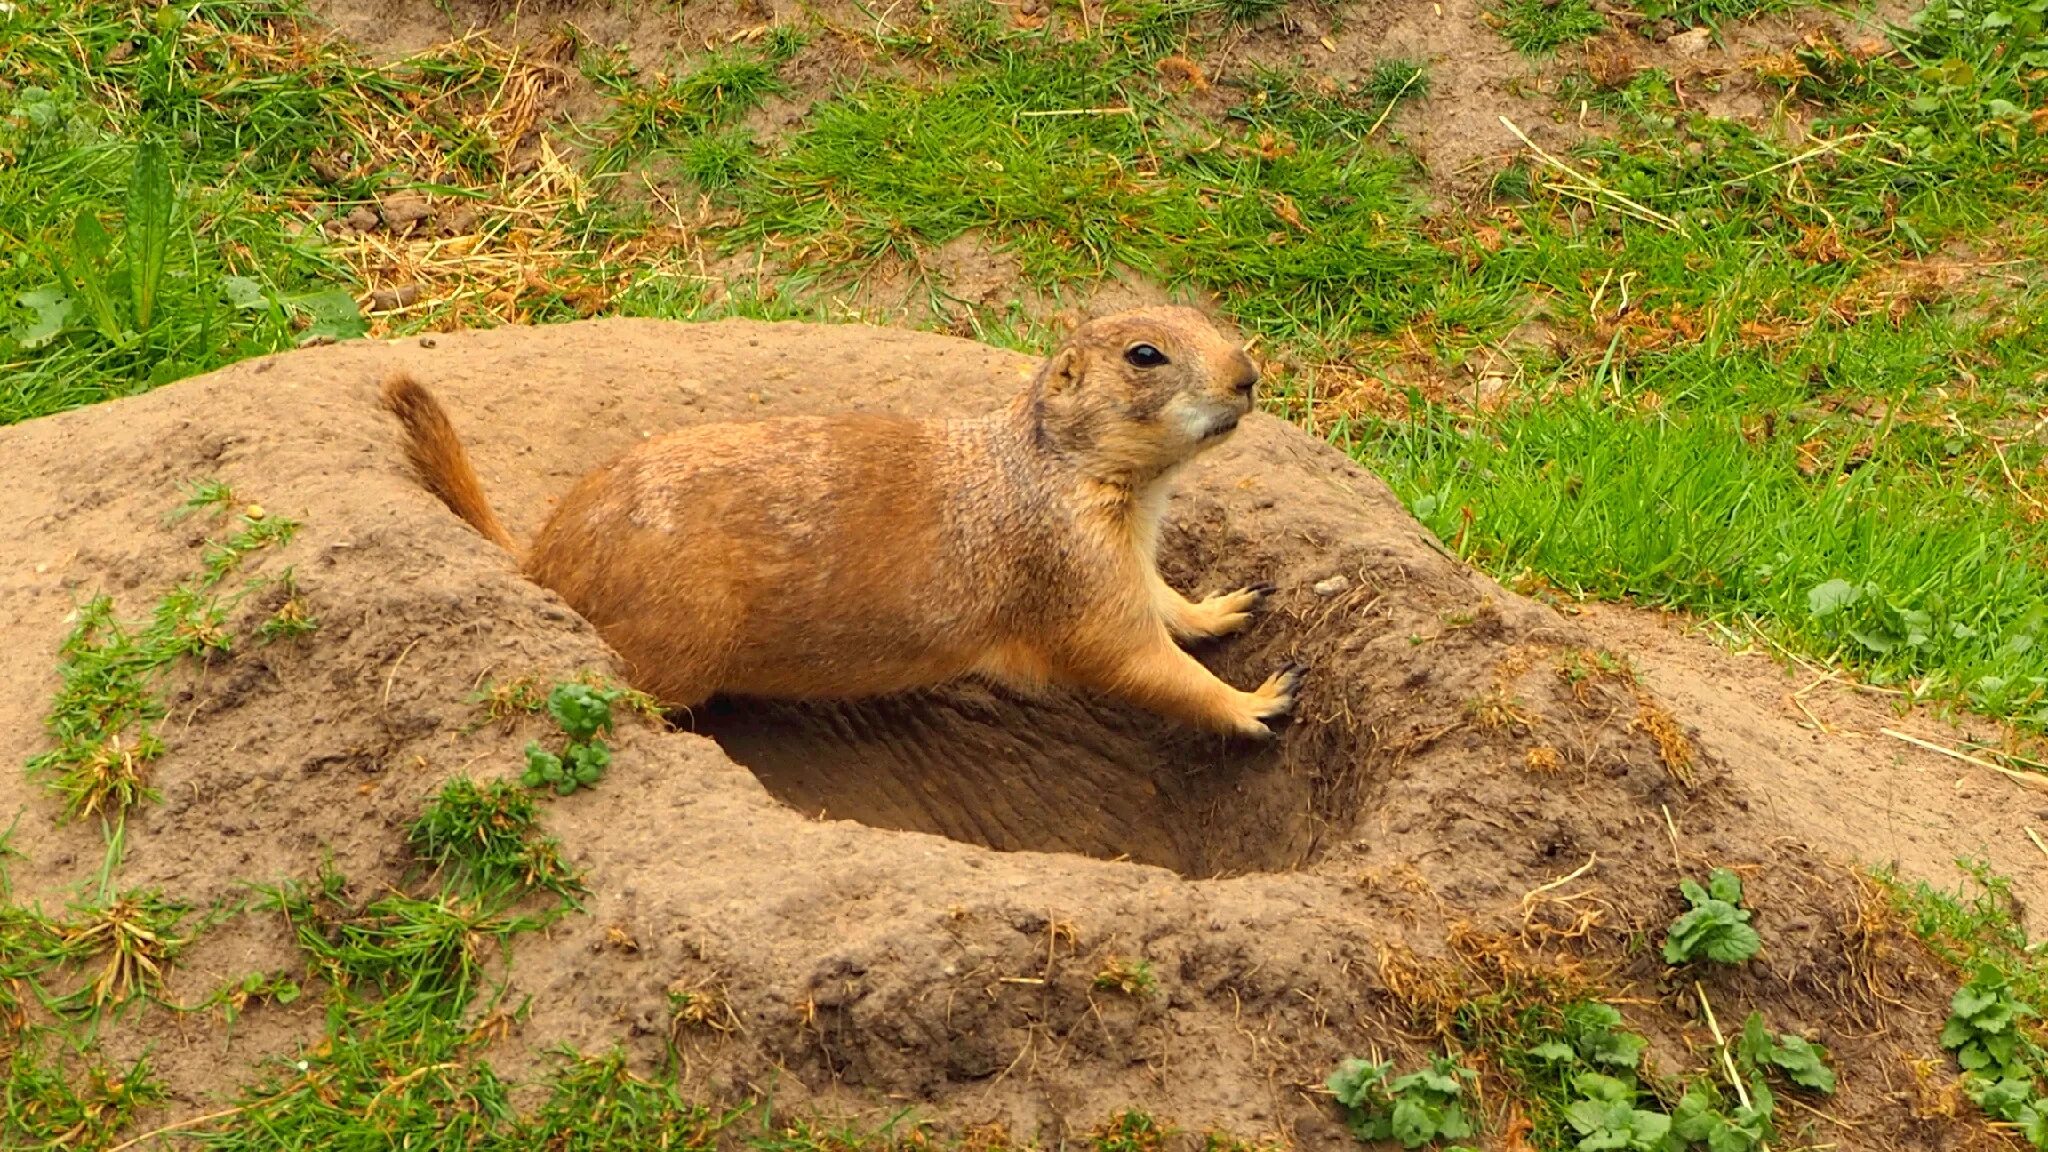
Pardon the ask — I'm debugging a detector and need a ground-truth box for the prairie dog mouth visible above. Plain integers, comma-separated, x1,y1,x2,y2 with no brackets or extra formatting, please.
1203,414,1241,440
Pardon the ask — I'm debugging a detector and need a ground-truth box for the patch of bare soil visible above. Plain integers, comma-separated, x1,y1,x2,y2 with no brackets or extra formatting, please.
1577,603,2048,922
1571,0,1921,143
0,317,2030,1147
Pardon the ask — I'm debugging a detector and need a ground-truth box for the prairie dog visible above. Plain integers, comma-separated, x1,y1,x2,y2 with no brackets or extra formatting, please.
381,308,1304,737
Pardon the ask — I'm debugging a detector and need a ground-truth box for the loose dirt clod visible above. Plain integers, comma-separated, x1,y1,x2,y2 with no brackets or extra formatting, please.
0,318,2029,1146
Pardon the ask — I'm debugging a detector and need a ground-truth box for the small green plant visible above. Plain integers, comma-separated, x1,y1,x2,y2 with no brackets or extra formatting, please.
1327,1055,1479,1148
520,682,621,796
177,478,237,518
206,969,304,1026
473,675,549,723
664,978,739,1038
258,568,319,643
1937,963,2048,1143
1,1044,167,1149
1095,1111,1169,1152
409,777,582,901
1664,869,1760,966
1093,956,1158,998
39,140,175,349
1942,965,2043,1080
1527,1001,1648,1071
1736,1012,1836,1095
1561,1072,1672,1150
1364,58,1431,105
1220,0,1290,23
264,868,536,1016
1669,1078,1774,1152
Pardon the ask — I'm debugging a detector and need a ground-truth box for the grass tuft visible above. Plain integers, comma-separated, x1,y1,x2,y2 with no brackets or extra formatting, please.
409,777,583,903
1492,0,1607,54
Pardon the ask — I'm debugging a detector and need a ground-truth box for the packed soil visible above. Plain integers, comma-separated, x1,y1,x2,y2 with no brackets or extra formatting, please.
1,316,2040,1148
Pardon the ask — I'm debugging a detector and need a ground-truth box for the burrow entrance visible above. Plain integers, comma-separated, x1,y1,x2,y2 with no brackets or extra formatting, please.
689,537,1384,878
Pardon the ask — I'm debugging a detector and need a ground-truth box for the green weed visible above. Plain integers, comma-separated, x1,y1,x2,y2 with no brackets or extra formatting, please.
265,871,533,1017
0,0,370,419
1737,1012,1835,1095
1885,860,2048,1005
1888,862,2048,1146
514,1051,727,1150
584,39,799,180
1327,1054,1480,1148
257,567,319,643
204,969,305,1026
177,477,238,518
1413,951,1835,1152
1364,58,1432,105
1095,1110,1170,1152
1093,956,1159,997
50,890,191,1013
521,682,623,796
1663,868,1761,966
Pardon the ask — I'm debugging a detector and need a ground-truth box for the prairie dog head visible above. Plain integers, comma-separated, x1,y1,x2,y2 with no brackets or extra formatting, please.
1031,306,1261,478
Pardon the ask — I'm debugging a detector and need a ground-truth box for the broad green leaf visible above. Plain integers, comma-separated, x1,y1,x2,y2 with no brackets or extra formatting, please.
68,208,123,340
1573,1073,1636,1104
1629,1110,1671,1144
222,274,269,310
1327,1058,1390,1109
1768,1034,1836,1095
522,742,562,788
1706,868,1743,905
126,139,173,331
1806,579,1860,618
1389,1096,1435,1148
290,288,368,344
1735,1012,1773,1071
1704,921,1761,964
13,286,74,348
547,683,616,741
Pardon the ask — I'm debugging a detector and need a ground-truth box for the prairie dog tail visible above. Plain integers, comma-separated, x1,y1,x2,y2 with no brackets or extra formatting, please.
379,372,517,552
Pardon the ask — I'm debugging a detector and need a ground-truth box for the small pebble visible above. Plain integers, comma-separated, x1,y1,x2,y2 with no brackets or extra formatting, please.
379,194,432,231
1667,27,1712,55
368,284,421,311
344,205,379,232
1313,575,1351,597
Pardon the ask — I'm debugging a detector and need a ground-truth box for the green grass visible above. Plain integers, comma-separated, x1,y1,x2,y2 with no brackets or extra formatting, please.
409,777,583,902
724,34,1457,349
0,0,372,419
1493,0,1608,54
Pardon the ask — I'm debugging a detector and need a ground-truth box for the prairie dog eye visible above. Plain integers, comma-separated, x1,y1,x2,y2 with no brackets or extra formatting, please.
1124,343,1168,368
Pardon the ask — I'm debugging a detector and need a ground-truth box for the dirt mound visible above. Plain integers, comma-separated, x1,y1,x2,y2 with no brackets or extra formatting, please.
0,318,2027,1146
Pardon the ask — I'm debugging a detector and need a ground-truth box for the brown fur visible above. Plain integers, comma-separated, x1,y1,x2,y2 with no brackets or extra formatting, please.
379,374,515,551
380,307,1304,737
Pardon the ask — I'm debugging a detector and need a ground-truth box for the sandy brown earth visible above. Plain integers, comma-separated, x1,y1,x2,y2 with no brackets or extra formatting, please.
1,316,2040,1147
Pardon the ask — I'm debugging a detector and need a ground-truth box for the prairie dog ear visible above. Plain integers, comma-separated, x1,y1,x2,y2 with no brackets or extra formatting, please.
1043,346,1086,395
